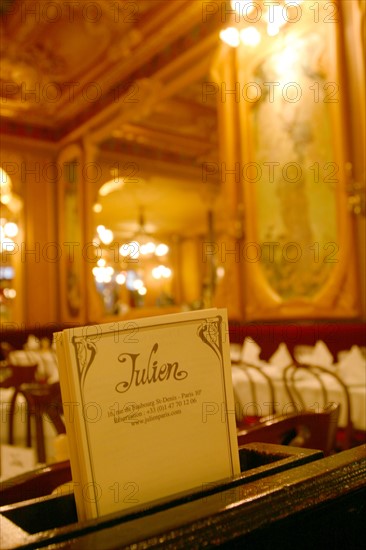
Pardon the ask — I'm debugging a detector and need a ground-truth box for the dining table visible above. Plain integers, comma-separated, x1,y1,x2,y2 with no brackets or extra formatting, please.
0,346,59,460
231,343,366,438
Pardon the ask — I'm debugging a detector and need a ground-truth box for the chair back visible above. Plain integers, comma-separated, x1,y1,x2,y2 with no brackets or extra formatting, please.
233,363,276,425
0,363,38,388
237,403,340,456
19,382,66,463
283,364,353,450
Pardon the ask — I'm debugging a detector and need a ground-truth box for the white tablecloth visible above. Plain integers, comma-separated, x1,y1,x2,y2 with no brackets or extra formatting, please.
0,389,58,462
1,348,59,462
232,363,366,431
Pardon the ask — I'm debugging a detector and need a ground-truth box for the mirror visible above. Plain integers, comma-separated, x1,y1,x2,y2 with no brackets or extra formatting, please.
83,0,358,322
0,160,23,324
86,55,221,318
90,154,220,316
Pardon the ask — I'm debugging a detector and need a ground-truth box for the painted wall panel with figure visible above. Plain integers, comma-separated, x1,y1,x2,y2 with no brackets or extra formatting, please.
237,14,359,319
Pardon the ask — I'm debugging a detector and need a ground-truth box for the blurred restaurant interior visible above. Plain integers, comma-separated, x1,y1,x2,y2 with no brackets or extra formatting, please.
0,0,365,327
0,0,366,545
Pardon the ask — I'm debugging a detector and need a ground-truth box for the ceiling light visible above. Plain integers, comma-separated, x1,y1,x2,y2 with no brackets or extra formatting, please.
98,177,125,197
3,288,16,299
119,242,140,259
240,26,261,45
267,23,280,36
152,265,172,280
97,225,114,245
4,222,18,238
219,27,240,47
120,209,169,259
155,243,169,257
116,272,126,285
132,279,144,290
1,193,11,205
140,241,156,255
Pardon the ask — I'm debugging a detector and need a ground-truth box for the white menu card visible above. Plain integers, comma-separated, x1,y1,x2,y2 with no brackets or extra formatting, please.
55,308,240,520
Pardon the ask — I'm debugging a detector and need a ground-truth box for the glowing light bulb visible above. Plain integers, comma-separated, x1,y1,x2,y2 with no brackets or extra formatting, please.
219,27,240,48
155,243,169,256
1,193,11,205
116,272,126,285
267,23,280,36
140,241,156,255
4,222,18,238
100,228,114,245
133,279,144,290
4,288,16,299
240,26,261,46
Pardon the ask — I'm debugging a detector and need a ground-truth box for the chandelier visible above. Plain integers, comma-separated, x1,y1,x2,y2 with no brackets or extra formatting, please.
92,208,172,310
118,209,170,260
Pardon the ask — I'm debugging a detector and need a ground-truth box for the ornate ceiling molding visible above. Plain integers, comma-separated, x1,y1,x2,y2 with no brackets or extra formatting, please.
0,0,223,145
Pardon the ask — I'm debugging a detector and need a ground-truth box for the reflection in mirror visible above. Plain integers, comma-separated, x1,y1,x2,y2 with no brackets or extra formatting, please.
87,61,221,318
91,168,219,317
0,166,23,322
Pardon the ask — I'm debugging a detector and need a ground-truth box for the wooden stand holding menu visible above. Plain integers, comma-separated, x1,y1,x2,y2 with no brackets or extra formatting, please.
55,309,240,521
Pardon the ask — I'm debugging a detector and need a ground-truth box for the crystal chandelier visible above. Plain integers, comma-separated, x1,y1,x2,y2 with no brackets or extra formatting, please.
118,209,169,260
92,208,172,309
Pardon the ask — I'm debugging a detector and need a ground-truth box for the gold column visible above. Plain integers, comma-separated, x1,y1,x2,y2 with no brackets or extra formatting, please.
210,45,244,320
82,138,105,323
23,149,59,326
339,0,366,319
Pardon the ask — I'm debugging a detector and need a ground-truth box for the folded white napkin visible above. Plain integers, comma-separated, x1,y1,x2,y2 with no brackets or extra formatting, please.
337,345,366,386
24,335,40,350
8,350,39,366
240,337,264,366
269,342,293,368
296,340,334,368
230,343,242,363
39,350,59,383
7,349,59,383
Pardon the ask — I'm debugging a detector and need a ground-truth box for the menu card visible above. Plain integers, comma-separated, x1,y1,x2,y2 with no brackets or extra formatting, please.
55,309,240,520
